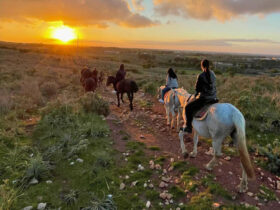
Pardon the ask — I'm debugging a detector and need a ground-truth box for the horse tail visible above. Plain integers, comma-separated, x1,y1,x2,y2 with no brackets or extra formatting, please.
232,111,255,179
130,81,138,93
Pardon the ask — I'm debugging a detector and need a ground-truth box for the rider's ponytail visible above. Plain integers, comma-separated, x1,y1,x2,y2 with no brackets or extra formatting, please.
201,59,211,84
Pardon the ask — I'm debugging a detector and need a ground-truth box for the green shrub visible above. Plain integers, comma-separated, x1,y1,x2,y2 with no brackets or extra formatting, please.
22,155,51,186
143,82,158,96
258,141,280,175
0,90,13,115
63,190,79,206
81,93,110,116
40,81,58,98
82,195,117,210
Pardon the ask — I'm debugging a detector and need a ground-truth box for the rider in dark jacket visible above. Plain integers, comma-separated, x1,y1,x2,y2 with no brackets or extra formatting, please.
183,59,217,133
116,64,126,83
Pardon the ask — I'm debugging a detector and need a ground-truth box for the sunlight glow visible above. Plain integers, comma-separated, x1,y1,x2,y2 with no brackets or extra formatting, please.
51,26,77,43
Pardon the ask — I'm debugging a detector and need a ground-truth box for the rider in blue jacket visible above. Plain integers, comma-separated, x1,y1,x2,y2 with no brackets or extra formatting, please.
159,68,178,103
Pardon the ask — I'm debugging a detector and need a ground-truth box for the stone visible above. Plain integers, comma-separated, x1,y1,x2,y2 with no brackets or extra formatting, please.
224,156,231,161
23,206,33,210
131,181,138,187
205,147,213,155
120,183,126,190
76,158,84,163
149,184,154,188
268,177,273,182
170,158,174,163
46,180,52,184
146,201,151,208
70,162,75,165
168,166,174,171
149,160,155,169
162,177,171,183
155,164,162,170
277,181,280,190
212,203,220,208
175,178,181,184
229,171,233,175
144,183,148,188
160,127,166,132
125,175,129,179
166,193,173,200
159,181,167,188
247,192,254,197
29,178,39,185
37,203,47,210
163,169,167,174
138,164,144,171
140,135,145,139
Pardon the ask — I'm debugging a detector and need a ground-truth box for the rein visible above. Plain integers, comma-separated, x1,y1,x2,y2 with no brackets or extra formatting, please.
187,94,193,103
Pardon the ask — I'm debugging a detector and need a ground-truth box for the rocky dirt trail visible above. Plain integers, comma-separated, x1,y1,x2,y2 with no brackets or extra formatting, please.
102,87,280,209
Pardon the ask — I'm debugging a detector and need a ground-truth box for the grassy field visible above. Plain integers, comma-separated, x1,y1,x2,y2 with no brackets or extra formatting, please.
0,42,279,209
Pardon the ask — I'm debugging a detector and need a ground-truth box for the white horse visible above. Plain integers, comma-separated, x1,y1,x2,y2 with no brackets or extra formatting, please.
179,92,255,193
158,86,189,131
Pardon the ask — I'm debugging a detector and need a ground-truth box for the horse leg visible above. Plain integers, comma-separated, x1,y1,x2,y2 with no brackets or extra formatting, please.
179,130,188,158
127,92,132,111
190,131,199,158
121,93,125,103
182,106,187,128
238,164,248,193
170,107,176,129
130,92,133,111
206,140,222,170
176,108,181,132
165,104,170,125
129,92,134,111
117,92,120,107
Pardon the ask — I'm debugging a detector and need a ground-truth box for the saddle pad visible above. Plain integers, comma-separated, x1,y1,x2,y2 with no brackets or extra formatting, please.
194,105,211,121
194,100,219,121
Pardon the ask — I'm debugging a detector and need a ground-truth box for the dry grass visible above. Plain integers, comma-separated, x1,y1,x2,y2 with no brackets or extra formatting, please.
0,89,13,115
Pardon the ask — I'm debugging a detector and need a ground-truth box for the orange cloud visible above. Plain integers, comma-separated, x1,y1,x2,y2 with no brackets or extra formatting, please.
0,0,157,28
154,0,280,21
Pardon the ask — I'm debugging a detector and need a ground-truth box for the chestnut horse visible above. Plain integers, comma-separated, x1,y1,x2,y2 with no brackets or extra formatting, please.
106,76,138,110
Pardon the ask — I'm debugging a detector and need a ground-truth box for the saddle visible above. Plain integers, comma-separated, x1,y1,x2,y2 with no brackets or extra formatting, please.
194,99,219,121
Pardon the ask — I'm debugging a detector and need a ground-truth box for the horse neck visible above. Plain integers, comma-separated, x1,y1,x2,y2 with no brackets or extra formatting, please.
110,76,117,90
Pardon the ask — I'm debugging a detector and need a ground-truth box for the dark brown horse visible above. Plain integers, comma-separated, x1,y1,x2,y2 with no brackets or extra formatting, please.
80,67,98,92
106,76,138,111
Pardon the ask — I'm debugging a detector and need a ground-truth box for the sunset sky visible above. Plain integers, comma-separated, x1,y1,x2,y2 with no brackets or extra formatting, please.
0,0,280,55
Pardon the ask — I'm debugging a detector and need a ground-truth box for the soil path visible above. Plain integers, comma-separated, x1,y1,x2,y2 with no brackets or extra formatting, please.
103,88,280,209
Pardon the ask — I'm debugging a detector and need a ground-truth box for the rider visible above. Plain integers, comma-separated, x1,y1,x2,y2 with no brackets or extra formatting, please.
183,59,217,133
116,64,126,84
159,68,178,104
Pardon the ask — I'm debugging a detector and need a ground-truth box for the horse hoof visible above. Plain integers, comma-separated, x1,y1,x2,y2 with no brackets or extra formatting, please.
205,164,212,171
183,152,188,158
190,152,197,158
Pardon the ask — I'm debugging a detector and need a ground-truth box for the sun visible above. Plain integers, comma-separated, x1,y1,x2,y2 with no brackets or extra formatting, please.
51,26,77,44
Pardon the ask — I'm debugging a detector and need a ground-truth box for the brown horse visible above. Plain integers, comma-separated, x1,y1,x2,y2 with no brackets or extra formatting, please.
80,67,97,92
106,76,138,111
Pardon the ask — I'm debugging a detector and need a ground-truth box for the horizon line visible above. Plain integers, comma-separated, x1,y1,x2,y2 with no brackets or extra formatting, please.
1,40,280,57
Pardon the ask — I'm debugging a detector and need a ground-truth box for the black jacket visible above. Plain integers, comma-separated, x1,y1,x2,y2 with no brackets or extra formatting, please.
195,71,217,100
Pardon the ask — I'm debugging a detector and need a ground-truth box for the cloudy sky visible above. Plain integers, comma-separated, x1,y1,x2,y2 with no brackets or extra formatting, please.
0,0,280,55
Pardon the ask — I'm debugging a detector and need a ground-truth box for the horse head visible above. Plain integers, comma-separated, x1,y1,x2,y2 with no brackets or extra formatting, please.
106,76,116,87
